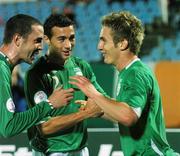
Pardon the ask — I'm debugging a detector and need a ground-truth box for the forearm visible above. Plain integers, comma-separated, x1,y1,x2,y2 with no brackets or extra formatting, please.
69,75,138,126
1,101,51,137
101,113,118,124
91,94,138,126
41,109,94,135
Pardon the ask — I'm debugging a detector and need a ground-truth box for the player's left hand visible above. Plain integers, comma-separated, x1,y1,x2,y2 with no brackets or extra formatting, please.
75,98,104,117
69,75,100,98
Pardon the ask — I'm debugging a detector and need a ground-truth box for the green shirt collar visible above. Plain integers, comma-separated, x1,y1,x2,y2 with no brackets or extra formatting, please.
0,51,14,71
119,58,140,75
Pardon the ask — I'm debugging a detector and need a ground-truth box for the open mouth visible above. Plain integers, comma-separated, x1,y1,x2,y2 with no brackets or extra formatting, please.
102,53,106,57
31,50,39,60
63,51,71,57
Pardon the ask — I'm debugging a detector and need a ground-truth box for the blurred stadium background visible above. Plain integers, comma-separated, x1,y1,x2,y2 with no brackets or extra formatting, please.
0,0,180,155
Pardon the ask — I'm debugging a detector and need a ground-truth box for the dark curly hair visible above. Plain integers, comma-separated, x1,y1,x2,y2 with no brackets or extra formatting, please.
44,13,74,39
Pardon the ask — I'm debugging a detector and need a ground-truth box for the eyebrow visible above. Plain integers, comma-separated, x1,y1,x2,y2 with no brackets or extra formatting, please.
57,36,66,39
57,34,75,39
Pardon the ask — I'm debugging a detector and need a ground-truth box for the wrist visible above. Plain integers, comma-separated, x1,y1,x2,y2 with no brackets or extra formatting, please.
82,108,104,118
79,109,93,119
90,92,102,100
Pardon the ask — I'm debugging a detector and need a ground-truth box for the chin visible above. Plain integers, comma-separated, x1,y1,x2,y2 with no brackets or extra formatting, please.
104,59,111,65
27,61,33,64
64,55,71,60
26,59,34,64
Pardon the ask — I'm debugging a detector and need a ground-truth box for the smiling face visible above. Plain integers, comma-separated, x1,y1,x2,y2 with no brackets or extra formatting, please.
47,25,75,63
19,24,44,64
98,26,120,66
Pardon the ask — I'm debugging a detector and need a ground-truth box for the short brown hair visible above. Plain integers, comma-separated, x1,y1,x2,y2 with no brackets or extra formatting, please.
101,11,145,54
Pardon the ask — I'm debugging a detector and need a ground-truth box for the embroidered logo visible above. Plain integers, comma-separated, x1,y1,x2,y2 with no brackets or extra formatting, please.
34,91,47,104
6,98,15,112
74,67,83,76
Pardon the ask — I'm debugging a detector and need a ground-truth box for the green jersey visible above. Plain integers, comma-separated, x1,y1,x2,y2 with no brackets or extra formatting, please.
0,53,53,138
116,59,176,156
24,56,106,154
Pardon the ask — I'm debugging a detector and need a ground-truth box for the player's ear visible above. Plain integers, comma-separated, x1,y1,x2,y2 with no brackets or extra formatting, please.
13,33,22,47
118,39,128,51
43,35,50,45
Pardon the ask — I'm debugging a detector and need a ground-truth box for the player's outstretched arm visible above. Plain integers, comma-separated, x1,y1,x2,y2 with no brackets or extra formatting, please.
0,87,74,138
70,76,138,126
39,98,103,135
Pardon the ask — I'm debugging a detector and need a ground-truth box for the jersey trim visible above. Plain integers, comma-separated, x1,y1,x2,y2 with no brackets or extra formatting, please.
132,107,142,118
125,58,140,69
151,139,164,156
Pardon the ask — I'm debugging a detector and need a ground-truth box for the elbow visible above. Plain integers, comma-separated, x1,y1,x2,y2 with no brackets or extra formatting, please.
118,115,138,127
119,107,138,127
40,122,54,136
41,128,50,136
3,134,14,138
1,129,15,138
121,118,137,127
0,124,17,138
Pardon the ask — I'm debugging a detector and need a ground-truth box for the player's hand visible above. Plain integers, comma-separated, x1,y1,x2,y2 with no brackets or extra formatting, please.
48,86,74,109
69,76,100,98
75,98,104,117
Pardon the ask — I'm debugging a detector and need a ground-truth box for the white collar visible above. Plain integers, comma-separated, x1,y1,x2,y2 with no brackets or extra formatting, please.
125,58,140,69
0,51,10,62
0,51,6,57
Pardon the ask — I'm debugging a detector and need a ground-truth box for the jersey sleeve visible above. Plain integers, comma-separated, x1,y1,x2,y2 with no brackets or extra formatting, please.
24,68,52,123
0,65,52,137
0,67,15,134
117,70,150,117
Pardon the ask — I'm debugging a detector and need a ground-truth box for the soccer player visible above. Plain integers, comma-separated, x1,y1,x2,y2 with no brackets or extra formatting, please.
0,14,74,138
24,14,105,156
70,11,179,155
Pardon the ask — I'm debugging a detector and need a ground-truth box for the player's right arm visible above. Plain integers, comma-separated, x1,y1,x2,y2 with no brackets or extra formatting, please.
0,65,72,138
24,65,77,135
70,75,138,126
39,98,103,135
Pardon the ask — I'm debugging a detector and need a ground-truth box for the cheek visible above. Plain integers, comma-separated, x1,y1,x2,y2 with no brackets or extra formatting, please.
105,43,113,51
57,44,64,51
72,40,75,46
28,45,36,54
107,49,116,60
51,44,61,51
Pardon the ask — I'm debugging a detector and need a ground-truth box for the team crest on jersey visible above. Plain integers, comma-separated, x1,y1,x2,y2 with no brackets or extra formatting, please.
34,91,47,104
6,98,15,112
116,79,122,96
74,67,83,76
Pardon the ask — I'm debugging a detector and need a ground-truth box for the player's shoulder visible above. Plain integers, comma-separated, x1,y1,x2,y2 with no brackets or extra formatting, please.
0,59,12,77
0,59,7,69
128,61,149,74
72,56,90,66
127,61,154,84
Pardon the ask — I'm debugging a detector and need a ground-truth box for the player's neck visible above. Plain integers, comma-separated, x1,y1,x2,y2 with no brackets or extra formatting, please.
47,53,65,66
116,54,138,71
0,44,17,66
